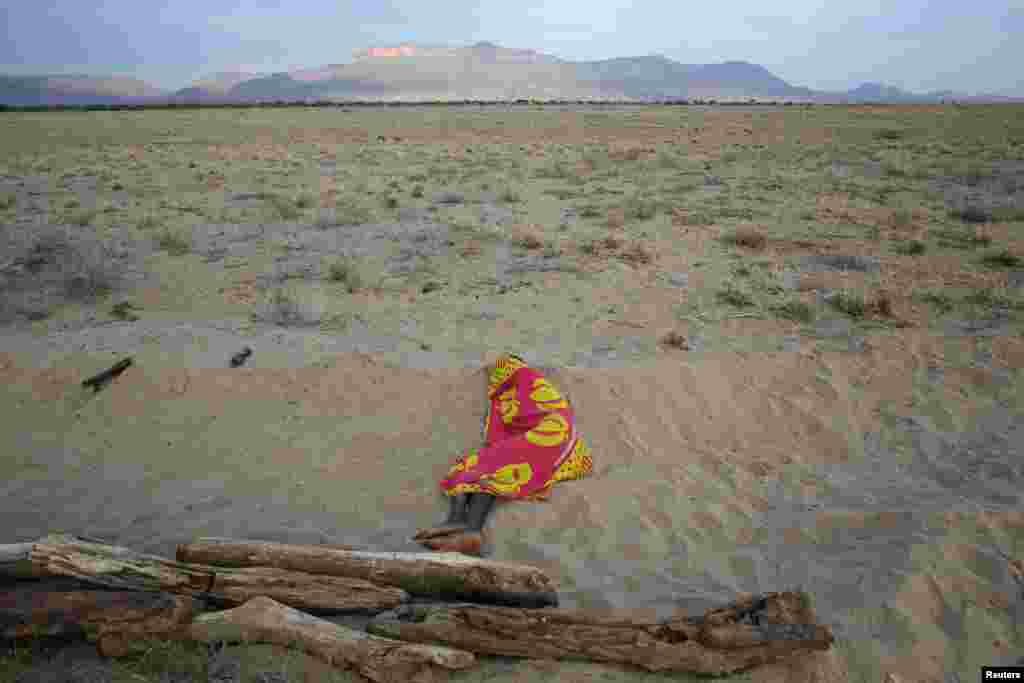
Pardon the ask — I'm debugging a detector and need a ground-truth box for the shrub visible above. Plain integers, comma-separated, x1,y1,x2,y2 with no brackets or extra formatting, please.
771,300,815,323
295,193,316,209
892,208,913,228
625,196,657,221
155,229,191,255
411,185,424,198
577,204,602,218
980,249,1022,269
716,285,754,308
874,128,907,141
267,195,301,221
830,292,866,318
327,256,363,293
110,301,140,321
383,195,399,209
137,215,159,230
0,194,15,210
917,291,954,314
894,240,926,256
498,188,522,204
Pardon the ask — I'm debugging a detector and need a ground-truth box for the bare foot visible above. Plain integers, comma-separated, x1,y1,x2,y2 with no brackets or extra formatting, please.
421,530,483,556
412,523,467,541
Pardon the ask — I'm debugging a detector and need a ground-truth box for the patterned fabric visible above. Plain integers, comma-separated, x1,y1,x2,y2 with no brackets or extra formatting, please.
441,354,594,500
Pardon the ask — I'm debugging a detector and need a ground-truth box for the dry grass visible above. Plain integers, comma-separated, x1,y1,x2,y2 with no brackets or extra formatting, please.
606,207,625,230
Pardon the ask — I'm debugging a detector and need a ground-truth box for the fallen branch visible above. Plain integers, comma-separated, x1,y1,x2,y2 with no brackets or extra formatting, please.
19,534,408,613
0,581,201,657
188,596,475,683
81,357,132,392
366,591,834,676
177,537,558,608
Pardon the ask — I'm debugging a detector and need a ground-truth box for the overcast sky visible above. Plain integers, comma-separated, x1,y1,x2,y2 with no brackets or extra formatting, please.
1,0,1021,94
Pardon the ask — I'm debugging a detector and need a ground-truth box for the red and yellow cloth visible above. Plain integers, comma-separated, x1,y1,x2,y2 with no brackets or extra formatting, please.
440,354,594,500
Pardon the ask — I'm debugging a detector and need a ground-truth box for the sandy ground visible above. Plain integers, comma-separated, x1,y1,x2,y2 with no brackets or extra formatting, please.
1,333,1022,681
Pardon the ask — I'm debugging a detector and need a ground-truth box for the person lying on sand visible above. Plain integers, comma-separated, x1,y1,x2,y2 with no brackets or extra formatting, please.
413,353,593,556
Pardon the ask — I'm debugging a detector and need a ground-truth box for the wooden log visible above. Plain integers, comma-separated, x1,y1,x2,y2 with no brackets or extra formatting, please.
0,582,202,658
176,537,558,608
188,596,475,683
81,357,133,392
26,534,408,613
366,591,834,676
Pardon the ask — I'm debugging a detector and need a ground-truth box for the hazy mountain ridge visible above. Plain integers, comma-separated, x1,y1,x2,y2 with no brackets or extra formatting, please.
2,43,1020,105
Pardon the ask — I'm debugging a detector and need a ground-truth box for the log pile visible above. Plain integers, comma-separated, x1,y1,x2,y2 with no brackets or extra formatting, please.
0,534,835,680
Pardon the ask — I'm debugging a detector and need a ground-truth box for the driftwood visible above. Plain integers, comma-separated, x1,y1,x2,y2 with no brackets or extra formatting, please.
366,591,834,676
20,534,408,613
81,357,133,392
177,537,558,608
188,596,475,683
0,581,201,657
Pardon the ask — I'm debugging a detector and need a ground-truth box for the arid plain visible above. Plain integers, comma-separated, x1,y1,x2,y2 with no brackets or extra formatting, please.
1,104,1022,682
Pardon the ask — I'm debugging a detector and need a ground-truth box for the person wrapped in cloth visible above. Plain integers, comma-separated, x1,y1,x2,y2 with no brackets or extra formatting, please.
414,353,594,556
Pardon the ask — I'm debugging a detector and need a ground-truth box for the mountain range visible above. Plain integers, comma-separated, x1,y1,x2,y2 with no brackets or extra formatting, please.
2,42,1019,106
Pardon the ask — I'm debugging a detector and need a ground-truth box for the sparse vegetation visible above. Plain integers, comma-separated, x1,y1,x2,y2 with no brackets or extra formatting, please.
830,291,867,318
498,187,522,203
980,249,1022,269
917,290,955,314
334,198,375,226
110,301,140,321
892,208,912,228
253,286,322,327
894,240,926,256
716,285,754,308
267,194,301,220
156,228,192,256
67,208,99,226
772,300,815,323
624,196,657,221
326,256,363,293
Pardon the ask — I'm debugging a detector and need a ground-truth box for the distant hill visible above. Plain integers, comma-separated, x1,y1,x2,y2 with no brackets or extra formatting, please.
2,44,1022,105
0,74,164,105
